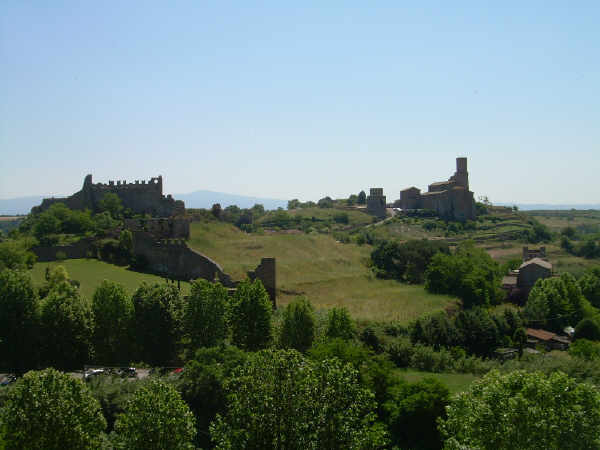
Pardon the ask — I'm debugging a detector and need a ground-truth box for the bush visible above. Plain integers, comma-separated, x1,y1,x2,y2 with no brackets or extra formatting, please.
0,368,106,449
279,297,315,353
574,318,600,341
326,307,355,340
114,379,196,449
229,279,273,351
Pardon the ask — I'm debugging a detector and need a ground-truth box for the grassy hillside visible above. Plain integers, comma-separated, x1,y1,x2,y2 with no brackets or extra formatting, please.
188,221,456,322
31,259,190,299
397,370,478,394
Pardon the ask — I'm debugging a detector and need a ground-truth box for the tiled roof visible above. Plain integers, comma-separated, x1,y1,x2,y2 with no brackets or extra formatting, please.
520,258,552,270
526,328,556,341
502,275,517,286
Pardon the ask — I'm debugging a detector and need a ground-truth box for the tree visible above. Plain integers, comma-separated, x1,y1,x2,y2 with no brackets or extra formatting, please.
98,193,123,218
513,327,527,358
569,339,600,361
425,242,503,308
384,377,450,450
0,368,106,449
132,283,182,365
179,345,248,449
574,318,600,341
288,199,301,210
326,306,356,340
210,349,387,449
114,379,196,450
229,279,273,351
40,281,94,369
92,280,134,364
0,239,36,271
118,229,134,260
358,190,367,205
578,268,600,308
184,279,228,349
33,211,61,238
0,269,39,372
211,203,222,219
439,370,600,450
279,297,315,353
524,274,589,333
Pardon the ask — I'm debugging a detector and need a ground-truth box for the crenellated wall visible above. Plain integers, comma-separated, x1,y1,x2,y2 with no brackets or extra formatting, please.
33,174,185,217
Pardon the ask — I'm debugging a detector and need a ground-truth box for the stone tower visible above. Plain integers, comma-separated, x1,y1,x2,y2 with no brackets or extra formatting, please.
367,188,387,219
453,157,469,190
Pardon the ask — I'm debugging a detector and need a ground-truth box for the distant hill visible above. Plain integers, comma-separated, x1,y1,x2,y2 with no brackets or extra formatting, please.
0,191,287,215
498,203,600,211
175,190,287,210
0,196,45,215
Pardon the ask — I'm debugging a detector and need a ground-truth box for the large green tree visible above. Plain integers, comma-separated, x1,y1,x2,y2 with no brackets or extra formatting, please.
425,242,504,308
0,368,106,449
210,349,387,449
98,192,123,218
279,296,315,352
578,267,600,308
179,345,249,449
40,281,94,369
524,273,590,332
326,306,356,340
184,279,228,349
92,280,134,364
0,269,39,372
439,370,600,450
229,279,273,351
114,379,196,450
384,377,450,450
132,283,183,365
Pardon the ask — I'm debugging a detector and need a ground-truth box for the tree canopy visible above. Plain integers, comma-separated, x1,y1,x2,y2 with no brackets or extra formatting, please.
439,370,600,450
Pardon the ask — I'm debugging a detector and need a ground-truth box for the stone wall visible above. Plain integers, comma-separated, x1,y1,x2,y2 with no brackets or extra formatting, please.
124,217,190,239
31,239,93,262
248,258,276,307
34,174,185,218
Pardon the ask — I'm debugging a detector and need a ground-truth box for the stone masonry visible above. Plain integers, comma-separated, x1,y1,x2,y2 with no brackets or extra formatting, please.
399,157,476,221
33,174,185,217
367,188,387,219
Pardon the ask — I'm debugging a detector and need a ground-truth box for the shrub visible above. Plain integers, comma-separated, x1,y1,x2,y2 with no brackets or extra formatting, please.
326,307,355,340
279,297,315,353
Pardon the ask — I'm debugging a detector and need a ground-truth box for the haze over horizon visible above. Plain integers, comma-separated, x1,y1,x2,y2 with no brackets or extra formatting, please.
2,1,599,204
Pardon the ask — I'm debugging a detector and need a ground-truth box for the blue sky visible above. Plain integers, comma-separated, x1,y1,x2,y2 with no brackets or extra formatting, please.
1,1,599,203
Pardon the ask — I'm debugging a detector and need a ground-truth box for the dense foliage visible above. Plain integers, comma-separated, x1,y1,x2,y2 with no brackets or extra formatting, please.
524,273,591,333
229,279,273,351
0,368,106,449
439,370,600,450
184,279,228,349
371,239,449,283
425,242,504,308
279,296,316,352
210,349,387,449
114,379,196,449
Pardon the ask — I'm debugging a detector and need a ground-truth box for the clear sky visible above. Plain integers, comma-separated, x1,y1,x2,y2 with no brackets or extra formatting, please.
1,1,599,204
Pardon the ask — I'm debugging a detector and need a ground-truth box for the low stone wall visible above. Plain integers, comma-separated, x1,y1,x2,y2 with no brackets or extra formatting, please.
31,239,93,262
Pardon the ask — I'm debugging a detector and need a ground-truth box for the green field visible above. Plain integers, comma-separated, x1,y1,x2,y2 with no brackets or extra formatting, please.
188,221,456,321
30,259,190,299
396,370,478,394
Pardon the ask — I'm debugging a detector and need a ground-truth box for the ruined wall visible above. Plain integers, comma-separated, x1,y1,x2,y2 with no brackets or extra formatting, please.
34,174,184,217
124,218,190,239
523,246,546,261
133,233,229,283
31,239,93,262
248,257,276,307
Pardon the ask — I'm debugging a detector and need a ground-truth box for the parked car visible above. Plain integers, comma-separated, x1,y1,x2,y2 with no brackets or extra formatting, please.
84,369,105,381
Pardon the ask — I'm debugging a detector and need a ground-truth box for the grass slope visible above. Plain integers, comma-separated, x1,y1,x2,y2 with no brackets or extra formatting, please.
31,259,190,299
188,221,456,322
397,370,478,394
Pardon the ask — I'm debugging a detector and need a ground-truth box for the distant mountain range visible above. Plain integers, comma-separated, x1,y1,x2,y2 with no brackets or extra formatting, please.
497,203,600,211
0,191,288,215
1,194,598,216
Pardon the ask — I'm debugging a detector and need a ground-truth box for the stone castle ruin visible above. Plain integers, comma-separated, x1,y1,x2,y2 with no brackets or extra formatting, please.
399,157,476,221
33,174,185,217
